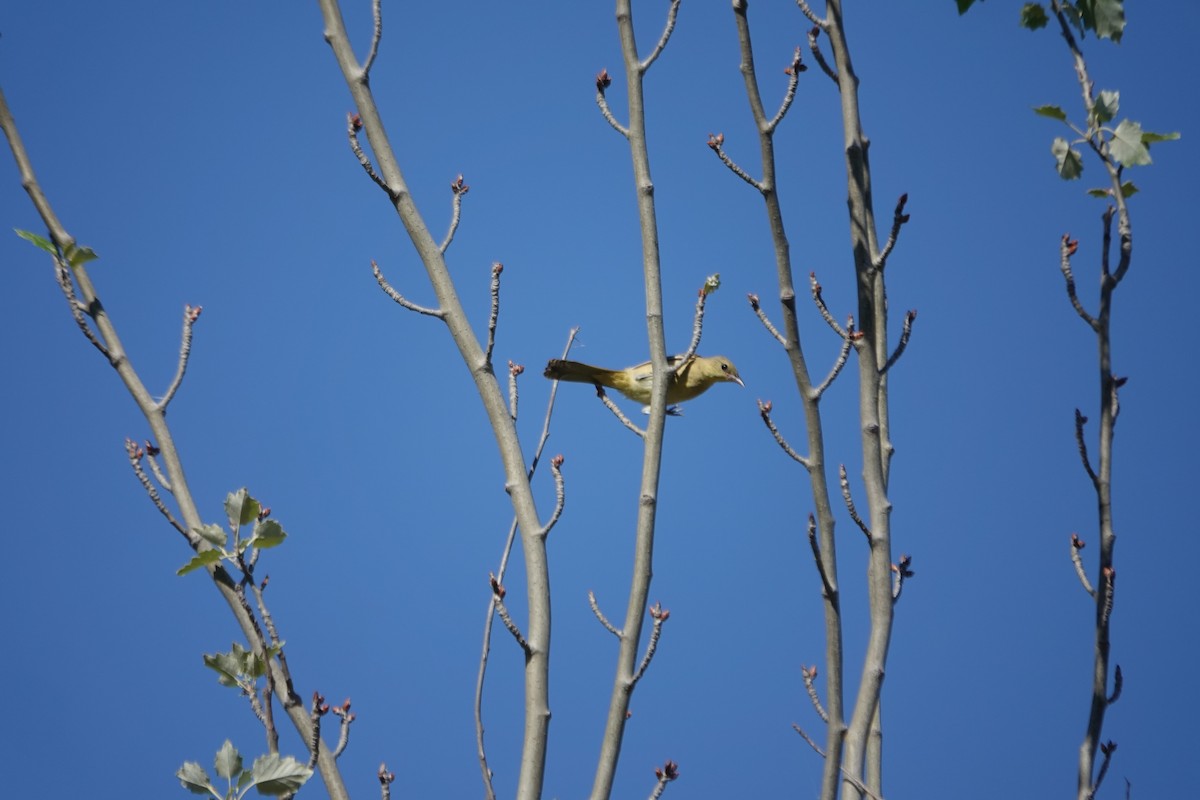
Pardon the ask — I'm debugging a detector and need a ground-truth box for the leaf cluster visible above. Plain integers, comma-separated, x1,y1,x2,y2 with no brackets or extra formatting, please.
177,489,287,576
177,740,312,799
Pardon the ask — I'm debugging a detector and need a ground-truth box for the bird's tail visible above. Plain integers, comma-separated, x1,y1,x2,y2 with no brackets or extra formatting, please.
543,359,617,387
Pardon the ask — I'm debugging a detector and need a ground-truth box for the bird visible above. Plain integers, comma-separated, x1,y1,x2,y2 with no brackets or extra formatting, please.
543,354,744,407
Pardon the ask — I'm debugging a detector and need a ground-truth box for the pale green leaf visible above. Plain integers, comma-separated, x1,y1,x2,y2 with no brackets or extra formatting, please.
1052,137,1084,179
225,488,261,528
248,753,314,796
1092,90,1118,124
177,549,222,576
1033,105,1068,122
214,740,243,781
249,520,286,550
15,229,56,255
64,243,98,268
176,761,218,796
1080,0,1125,42
1019,3,1048,29
1109,119,1151,166
195,523,228,548
1141,130,1181,145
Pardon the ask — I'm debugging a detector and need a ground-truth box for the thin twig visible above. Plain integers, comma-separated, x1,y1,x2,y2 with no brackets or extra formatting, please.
768,48,806,132
801,663,828,722
806,514,835,603
597,385,646,438
1059,234,1099,330
52,259,110,360
537,456,566,538
362,0,383,75
758,400,810,468
648,760,680,800
507,361,522,421
632,603,669,686
485,262,503,365
305,692,326,771
594,70,629,138
1074,409,1099,487
1070,534,1095,596
747,293,786,346
879,310,917,376
378,764,395,800
157,304,201,412
125,439,187,537
806,26,837,84
441,175,470,253
330,699,355,759
347,114,391,197
874,194,910,271
1108,665,1123,705
796,1,824,28
678,275,719,367
791,724,882,800
707,134,762,190
589,590,621,637
372,260,445,317
814,336,853,398
640,0,682,72
810,272,850,339
494,596,530,653
839,465,871,540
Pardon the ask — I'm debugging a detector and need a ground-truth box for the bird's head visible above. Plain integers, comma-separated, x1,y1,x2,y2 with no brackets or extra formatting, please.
700,356,744,388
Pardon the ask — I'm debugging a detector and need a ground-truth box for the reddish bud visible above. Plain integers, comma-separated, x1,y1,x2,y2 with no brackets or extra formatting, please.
508,361,525,376
552,454,565,468
350,114,363,130
1071,533,1086,549
492,261,503,275
596,69,611,90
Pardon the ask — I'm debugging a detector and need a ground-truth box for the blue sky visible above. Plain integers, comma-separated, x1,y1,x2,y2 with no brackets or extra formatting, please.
2,2,1197,798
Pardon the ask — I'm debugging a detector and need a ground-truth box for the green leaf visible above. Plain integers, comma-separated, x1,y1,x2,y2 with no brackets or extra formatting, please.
177,549,222,576
15,229,57,255
63,243,98,268
176,761,218,797
1141,130,1181,145
203,651,244,688
195,523,228,548
214,740,244,781
225,488,261,529
956,0,979,15
1109,119,1151,166
247,753,314,796
249,519,286,550
1052,137,1084,179
1092,90,1118,124
1019,3,1048,29
1078,0,1125,42
1119,181,1139,198
1086,188,1109,198
1033,105,1068,122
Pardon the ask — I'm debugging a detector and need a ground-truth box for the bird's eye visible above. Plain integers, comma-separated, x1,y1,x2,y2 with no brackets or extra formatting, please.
720,363,729,372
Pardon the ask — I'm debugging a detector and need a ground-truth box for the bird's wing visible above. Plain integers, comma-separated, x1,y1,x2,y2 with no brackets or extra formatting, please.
629,355,692,384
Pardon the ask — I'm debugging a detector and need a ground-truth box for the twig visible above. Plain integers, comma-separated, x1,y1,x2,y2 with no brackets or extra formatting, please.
809,272,850,340
305,692,328,770
537,455,566,538
142,441,172,492
485,262,503,365
362,0,383,75
767,48,806,132
494,595,530,653
839,465,871,540
796,1,824,28
1101,567,1115,628
891,554,913,603
757,400,810,468
874,194,910,271
1059,234,1099,330
814,336,853,398
879,310,917,376
157,304,201,412
1074,409,1099,487
330,699,355,759
506,361,522,421
347,114,391,197
589,590,621,637
791,724,882,800
806,514,835,603
441,174,470,253
594,70,629,138
640,0,682,73
747,293,786,346
378,764,395,800
1086,740,1118,800
806,25,837,84
707,133,762,190
632,602,669,686
801,663,828,722
372,260,445,317
1108,665,1123,705
52,258,110,360
597,385,646,438
125,439,187,538
1070,534,1095,596
678,275,719,366
648,760,680,800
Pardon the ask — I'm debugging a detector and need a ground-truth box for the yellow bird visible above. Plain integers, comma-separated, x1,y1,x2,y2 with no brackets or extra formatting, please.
544,355,744,406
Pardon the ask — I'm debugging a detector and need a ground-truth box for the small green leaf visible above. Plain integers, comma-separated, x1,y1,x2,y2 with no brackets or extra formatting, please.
249,519,286,550
1052,137,1084,179
63,243,98,268
1019,3,1048,29
1141,130,1181,145
214,740,243,781
956,0,979,15
1080,0,1125,42
1118,181,1139,198
194,523,228,548
202,652,243,688
1109,119,1151,166
15,229,57,255
1086,188,1109,198
248,753,314,796
177,549,222,576
176,761,218,796
1092,90,1118,124
225,488,261,529
1033,105,1068,122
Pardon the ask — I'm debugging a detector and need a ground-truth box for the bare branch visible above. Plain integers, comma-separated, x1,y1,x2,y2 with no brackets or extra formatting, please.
879,310,917,376
796,1,825,28
639,0,682,73
330,699,355,759
678,275,719,366
589,590,621,637
441,175,470,253
157,304,201,412
1059,234,1099,330
1070,534,1095,596
792,724,882,800
485,262,503,366
362,0,383,75
594,70,629,138
806,26,837,84
537,455,566,538
810,272,850,339
838,464,871,540
125,439,187,538
1074,409,1099,487
492,587,530,654
801,663,828,722
596,385,647,438
814,336,853,398
347,114,391,197
758,400,810,468
748,293,786,346
371,260,445,318
767,48,806,132
874,194,910,271
1108,664,1123,705
305,692,327,771
707,133,763,190
506,361,522,421
632,602,670,687
52,259,110,360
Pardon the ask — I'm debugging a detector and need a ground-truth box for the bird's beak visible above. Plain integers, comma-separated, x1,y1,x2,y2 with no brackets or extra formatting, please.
731,375,745,388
